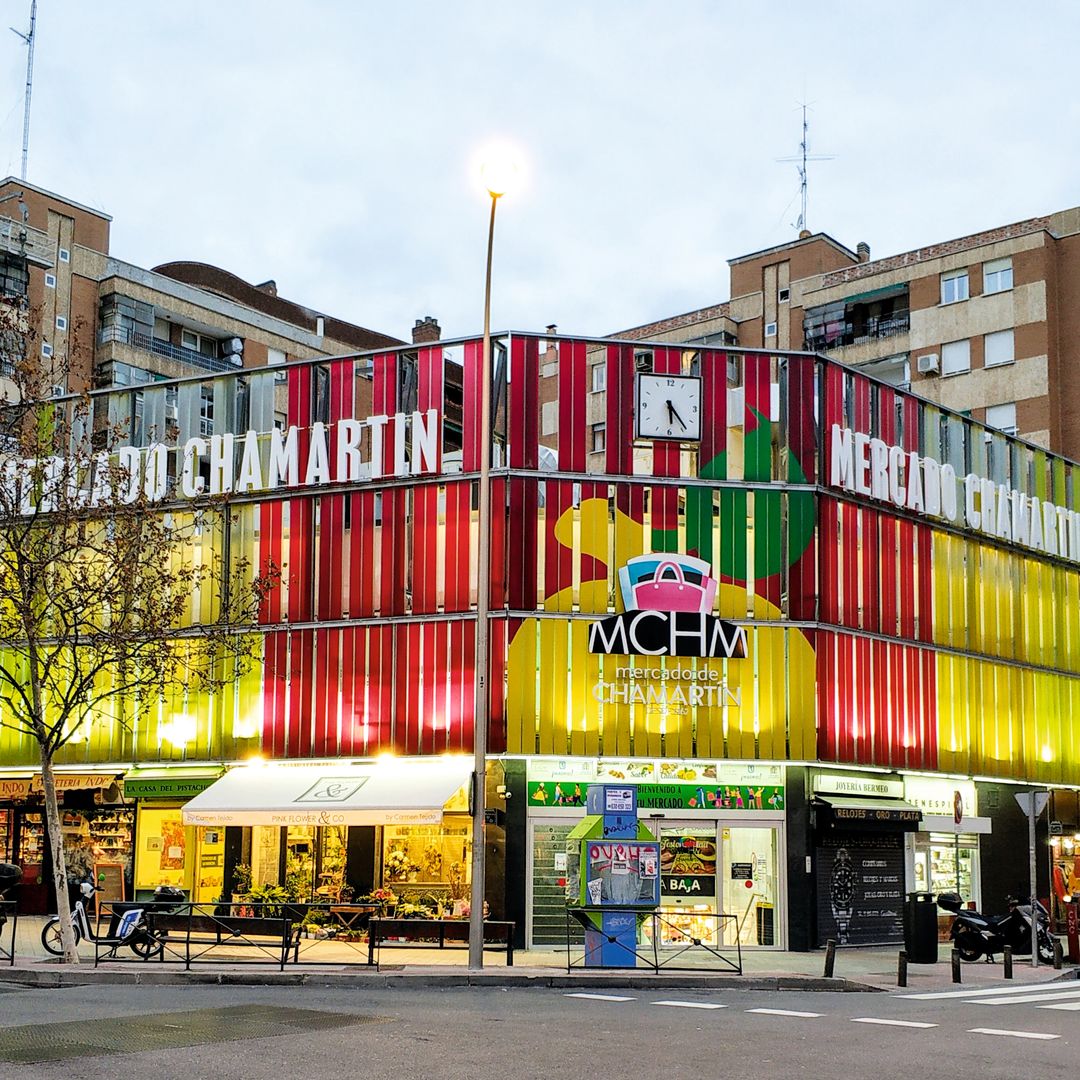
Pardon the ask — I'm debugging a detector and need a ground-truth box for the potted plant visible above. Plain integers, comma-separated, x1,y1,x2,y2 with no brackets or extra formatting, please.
230,864,252,905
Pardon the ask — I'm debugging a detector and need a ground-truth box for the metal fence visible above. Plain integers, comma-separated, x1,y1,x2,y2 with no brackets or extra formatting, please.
564,907,743,974
0,901,16,966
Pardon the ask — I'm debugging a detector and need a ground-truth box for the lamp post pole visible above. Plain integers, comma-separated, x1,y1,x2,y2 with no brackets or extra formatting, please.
468,189,500,970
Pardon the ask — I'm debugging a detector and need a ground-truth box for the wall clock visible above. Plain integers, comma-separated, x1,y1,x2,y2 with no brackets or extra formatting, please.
635,372,702,441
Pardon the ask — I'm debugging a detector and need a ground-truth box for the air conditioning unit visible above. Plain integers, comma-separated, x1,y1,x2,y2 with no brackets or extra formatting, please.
917,353,940,375
165,404,179,421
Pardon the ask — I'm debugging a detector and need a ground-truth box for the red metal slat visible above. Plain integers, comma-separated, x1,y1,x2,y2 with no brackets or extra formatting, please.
461,617,476,753
605,344,634,476
861,507,880,633
816,631,835,760
916,524,934,643
510,337,539,470
898,519,916,639
431,620,449,754
840,502,859,629
488,618,506,754
339,626,354,757
489,477,507,610
820,497,840,625
312,628,330,757
462,339,483,473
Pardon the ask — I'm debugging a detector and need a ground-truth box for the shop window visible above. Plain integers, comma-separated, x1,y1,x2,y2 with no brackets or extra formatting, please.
381,818,471,909
983,257,1013,294
940,269,969,305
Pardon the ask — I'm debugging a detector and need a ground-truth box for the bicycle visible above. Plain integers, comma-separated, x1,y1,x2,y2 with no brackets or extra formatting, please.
41,880,162,959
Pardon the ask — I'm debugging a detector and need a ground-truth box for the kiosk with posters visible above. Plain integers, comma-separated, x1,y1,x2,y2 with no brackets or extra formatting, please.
564,785,660,967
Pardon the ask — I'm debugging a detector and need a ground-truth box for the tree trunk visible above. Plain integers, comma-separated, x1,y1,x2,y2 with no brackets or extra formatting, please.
39,748,79,964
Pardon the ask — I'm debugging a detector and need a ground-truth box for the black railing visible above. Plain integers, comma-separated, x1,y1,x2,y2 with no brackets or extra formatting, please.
805,311,910,352
564,907,743,973
0,901,16,966
98,325,242,374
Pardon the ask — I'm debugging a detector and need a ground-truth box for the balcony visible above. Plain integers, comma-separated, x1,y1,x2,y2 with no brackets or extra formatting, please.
804,311,910,352
0,217,54,268
97,325,242,375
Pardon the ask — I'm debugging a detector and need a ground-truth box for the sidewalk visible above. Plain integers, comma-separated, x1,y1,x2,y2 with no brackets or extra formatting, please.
4,915,1075,992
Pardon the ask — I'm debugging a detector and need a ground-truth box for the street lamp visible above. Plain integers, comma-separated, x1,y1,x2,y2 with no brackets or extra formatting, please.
469,146,519,970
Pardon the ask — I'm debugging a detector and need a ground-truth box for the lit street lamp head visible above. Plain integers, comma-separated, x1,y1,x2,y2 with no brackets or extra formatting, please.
479,146,521,199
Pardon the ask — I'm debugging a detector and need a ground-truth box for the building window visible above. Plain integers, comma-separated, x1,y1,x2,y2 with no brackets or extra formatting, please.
591,364,606,393
182,329,218,359
986,402,1017,436
274,411,287,432
44,272,56,289
984,329,1014,368
764,321,777,337
941,270,969,305
55,315,67,331
591,423,606,453
58,248,70,263
199,386,214,437
941,339,971,376
41,341,52,358
541,400,558,437
0,255,29,299
983,257,1013,294
778,288,790,303
132,390,145,445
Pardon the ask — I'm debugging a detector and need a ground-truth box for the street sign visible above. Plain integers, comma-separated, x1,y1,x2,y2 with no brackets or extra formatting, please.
1015,790,1049,818
1051,821,1064,836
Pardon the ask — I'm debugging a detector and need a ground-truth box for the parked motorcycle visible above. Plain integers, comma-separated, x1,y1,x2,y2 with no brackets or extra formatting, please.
937,891,1056,963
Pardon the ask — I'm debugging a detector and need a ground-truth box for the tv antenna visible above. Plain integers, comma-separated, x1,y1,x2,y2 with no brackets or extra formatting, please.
11,0,37,180
776,102,834,234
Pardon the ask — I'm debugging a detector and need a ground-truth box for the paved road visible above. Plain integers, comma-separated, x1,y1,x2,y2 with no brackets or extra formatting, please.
0,980,1076,1079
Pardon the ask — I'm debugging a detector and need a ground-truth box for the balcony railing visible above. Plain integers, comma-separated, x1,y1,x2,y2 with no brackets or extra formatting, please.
98,325,242,374
805,311,910,352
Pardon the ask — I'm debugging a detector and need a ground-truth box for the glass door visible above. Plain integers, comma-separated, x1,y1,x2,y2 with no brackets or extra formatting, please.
721,825,780,947
657,822,718,947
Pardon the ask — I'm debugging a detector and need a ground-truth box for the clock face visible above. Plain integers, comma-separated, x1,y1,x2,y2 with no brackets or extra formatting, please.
636,373,702,441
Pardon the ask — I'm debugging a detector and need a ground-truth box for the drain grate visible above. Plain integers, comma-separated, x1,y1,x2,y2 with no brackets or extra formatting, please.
0,1004,387,1063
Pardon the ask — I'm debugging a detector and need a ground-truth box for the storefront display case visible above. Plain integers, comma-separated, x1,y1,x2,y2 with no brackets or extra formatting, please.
381,819,472,902
0,808,9,862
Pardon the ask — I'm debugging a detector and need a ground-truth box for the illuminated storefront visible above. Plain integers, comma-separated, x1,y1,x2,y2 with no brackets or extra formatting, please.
1,335,1079,947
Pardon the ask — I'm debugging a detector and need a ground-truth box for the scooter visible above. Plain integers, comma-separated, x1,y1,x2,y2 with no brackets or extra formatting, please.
41,878,161,958
938,891,1056,963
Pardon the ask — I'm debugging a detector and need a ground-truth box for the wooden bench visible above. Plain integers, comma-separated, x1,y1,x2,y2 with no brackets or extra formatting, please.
145,910,301,970
367,918,514,966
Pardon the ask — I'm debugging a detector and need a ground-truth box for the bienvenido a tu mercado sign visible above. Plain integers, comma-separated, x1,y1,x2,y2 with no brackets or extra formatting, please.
3,409,441,512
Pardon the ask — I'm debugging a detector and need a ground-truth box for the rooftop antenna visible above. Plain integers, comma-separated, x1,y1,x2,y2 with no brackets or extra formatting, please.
11,0,37,181
776,102,834,234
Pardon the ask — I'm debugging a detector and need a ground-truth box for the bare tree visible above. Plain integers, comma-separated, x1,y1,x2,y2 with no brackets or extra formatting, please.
0,298,274,962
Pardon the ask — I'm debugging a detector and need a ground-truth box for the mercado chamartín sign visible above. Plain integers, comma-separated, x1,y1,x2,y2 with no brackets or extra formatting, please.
4,411,441,513
829,423,1080,562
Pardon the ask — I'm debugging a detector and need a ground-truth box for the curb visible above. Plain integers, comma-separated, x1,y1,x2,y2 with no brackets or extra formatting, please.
0,966,883,993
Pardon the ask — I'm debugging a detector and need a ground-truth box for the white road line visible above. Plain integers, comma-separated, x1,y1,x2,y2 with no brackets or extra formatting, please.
901,981,1079,1000
651,1000,727,1010
564,993,636,1002
969,987,1080,1006
851,1017,937,1029
747,1008,823,1018
1038,1000,1080,1011
968,1027,1059,1040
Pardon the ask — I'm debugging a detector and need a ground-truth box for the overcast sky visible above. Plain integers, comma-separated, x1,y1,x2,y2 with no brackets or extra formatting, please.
1,2,1077,343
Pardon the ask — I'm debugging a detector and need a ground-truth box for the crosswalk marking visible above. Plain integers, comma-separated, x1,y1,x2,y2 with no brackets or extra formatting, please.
969,987,1080,1006
851,1017,937,1029
564,993,635,1002
651,1000,727,1010
900,981,1079,1000
968,1027,1059,1040
747,1008,822,1018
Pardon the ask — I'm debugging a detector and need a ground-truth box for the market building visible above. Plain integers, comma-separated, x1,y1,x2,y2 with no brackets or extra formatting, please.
0,332,1077,952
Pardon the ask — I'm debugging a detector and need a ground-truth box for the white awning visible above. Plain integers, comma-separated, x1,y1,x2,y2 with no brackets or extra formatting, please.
181,758,472,827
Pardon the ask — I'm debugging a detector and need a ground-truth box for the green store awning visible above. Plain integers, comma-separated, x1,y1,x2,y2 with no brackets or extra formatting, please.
124,767,225,800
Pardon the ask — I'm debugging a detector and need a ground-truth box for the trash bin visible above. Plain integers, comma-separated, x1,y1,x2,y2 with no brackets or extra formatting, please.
904,891,938,964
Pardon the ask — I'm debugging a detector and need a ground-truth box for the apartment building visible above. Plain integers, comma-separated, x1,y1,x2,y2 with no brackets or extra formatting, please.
596,208,1080,462
0,176,410,407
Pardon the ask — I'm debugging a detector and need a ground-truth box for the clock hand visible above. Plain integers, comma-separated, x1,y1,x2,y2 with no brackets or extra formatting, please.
668,403,687,429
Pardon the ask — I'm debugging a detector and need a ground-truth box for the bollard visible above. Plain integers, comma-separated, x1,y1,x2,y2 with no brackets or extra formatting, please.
951,948,962,984
897,950,908,988
1004,945,1013,979
1054,939,1063,970
824,938,836,979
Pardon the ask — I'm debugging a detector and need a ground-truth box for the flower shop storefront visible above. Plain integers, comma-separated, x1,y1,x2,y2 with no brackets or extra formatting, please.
181,758,476,914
